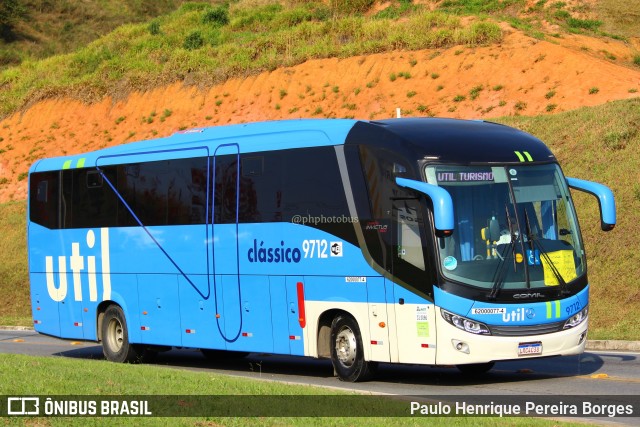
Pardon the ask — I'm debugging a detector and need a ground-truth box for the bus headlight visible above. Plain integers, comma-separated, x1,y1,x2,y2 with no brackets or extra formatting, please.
563,306,588,329
441,309,491,335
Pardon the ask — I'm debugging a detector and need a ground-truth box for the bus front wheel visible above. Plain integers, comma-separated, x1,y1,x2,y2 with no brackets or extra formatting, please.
102,305,144,363
330,314,375,382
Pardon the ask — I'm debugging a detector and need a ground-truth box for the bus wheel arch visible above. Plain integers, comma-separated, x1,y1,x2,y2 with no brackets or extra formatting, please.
327,312,376,382
96,300,114,342
100,303,147,363
317,309,342,359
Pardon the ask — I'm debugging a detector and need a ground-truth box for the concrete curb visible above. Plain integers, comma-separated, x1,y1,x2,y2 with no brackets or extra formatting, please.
3,326,639,352
2,325,35,331
585,340,640,352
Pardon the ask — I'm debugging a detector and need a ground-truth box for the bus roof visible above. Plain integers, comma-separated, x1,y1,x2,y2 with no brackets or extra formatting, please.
347,118,556,165
30,119,358,173
30,117,555,173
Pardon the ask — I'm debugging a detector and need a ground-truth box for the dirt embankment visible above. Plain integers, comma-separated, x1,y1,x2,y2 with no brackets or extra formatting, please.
0,27,639,202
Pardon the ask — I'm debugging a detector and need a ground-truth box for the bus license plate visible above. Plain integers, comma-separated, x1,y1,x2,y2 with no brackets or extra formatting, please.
518,341,542,356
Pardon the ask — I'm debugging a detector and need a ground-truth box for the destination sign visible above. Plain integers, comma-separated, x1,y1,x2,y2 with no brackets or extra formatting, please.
436,171,494,183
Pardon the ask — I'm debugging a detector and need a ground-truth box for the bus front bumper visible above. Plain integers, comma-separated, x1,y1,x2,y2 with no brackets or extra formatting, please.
435,311,589,365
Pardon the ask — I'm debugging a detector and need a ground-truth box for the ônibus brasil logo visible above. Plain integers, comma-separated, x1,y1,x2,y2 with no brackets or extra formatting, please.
45,228,112,302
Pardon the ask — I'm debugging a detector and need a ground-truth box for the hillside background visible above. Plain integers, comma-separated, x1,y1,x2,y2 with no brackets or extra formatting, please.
0,0,638,339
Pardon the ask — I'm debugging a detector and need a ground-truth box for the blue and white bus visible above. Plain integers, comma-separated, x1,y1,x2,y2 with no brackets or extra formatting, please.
28,118,615,381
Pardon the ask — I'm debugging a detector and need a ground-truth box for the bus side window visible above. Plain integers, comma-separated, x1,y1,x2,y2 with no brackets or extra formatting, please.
213,155,238,224
396,201,426,271
36,180,49,202
29,171,60,229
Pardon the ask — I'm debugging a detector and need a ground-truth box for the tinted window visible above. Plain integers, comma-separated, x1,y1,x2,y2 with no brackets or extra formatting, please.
29,171,60,229
358,145,434,292
118,158,208,226
214,147,349,224
62,167,119,228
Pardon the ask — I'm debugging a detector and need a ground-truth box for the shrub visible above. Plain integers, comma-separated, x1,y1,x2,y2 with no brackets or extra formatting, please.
567,18,602,31
183,31,204,50
469,85,483,100
148,21,161,35
202,6,229,26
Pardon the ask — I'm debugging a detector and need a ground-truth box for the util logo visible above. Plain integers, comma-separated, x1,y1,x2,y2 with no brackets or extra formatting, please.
45,228,112,302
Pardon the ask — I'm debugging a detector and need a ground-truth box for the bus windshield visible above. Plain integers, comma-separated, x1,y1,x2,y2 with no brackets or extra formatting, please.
425,163,585,291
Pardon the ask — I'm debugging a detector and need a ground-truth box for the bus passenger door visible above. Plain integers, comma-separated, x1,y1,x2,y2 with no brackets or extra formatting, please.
366,277,390,362
211,145,243,345
390,198,437,365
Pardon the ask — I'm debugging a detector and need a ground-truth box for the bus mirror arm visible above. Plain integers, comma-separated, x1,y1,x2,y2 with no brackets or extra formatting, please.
395,177,454,235
566,177,616,232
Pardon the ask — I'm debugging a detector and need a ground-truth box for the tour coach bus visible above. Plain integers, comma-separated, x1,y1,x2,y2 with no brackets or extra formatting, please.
28,118,615,381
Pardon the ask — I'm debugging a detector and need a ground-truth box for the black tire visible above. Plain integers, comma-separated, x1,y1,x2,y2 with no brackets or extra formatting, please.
201,349,249,360
456,362,495,375
101,305,144,363
330,314,375,382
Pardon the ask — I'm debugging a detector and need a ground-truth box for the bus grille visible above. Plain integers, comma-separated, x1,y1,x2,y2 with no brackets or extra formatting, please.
489,320,565,336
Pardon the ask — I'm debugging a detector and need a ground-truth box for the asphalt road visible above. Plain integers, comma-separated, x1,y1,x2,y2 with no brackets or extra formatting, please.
1,329,639,424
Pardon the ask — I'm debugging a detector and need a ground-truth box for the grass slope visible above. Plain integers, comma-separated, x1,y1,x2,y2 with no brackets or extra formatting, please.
0,0,190,68
1,98,639,340
2,0,638,119
0,1,505,118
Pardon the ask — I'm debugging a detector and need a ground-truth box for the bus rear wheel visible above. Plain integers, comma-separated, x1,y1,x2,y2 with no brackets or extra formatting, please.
330,314,375,382
102,305,145,363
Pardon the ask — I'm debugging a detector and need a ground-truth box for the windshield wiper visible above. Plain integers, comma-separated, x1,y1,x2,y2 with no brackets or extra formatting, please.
523,208,570,296
488,205,517,300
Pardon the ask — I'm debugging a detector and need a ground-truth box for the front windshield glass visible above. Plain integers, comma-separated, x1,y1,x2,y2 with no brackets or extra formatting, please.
425,164,585,290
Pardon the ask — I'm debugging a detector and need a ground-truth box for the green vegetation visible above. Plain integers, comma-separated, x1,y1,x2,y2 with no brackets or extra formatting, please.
0,1,502,117
438,0,629,42
374,0,418,19
514,101,527,111
0,0,191,68
469,85,483,100
0,354,581,426
439,0,526,15
1,0,635,121
0,201,29,326
594,0,640,39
